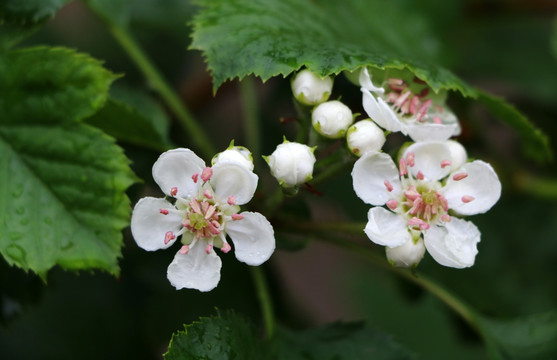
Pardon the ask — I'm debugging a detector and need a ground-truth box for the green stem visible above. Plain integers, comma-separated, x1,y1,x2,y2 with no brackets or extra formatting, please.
239,77,260,161
100,18,216,159
250,266,276,338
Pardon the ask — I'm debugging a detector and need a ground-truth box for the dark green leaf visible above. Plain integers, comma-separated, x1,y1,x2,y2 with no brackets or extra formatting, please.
85,86,173,151
480,310,557,360
476,90,551,162
552,17,557,62
0,46,136,277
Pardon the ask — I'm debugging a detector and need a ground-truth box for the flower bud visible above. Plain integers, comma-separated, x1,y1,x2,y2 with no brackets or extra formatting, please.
386,238,426,268
312,100,354,139
291,69,333,106
446,140,467,171
212,144,254,171
346,119,386,156
264,141,316,187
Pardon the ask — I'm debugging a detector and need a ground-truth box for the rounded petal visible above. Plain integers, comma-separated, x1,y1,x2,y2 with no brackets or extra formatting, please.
131,197,182,251
446,140,468,171
424,218,480,268
352,152,401,205
443,160,501,215
364,207,411,248
362,89,403,133
212,147,254,171
386,237,426,268
211,162,258,205
403,141,452,181
152,148,205,198
167,243,222,292
226,212,275,266
406,122,459,142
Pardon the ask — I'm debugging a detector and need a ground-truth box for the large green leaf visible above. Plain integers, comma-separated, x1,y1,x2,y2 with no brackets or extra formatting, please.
164,311,414,360
0,47,136,277
191,0,550,161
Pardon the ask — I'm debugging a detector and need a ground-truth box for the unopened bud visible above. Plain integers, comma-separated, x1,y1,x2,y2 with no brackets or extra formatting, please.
291,69,333,106
312,100,354,138
346,119,386,156
386,238,426,268
264,141,316,187
212,144,254,171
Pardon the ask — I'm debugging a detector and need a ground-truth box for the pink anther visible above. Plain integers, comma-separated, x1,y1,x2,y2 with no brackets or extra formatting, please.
179,245,189,255
399,158,407,176
164,231,176,245
433,116,442,124
405,152,415,167
159,209,169,215
462,195,475,203
386,199,398,211
201,167,213,182
170,187,178,197
205,244,213,254
192,173,199,183
221,243,231,253
203,189,213,199
384,180,394,192
441,214,451,222
416,171,424,180
227,196,236,205
440,160,451,168
231,213,244,221
453,173,468,181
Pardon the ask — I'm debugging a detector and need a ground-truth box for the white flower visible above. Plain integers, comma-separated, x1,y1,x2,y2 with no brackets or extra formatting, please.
346,119,386,156
352,141,501,268
291,69,334,105
359,68,460,142
131,148,275,292
265,141,316,187
386,237,426,268
212,143,254,171
312,100,354,138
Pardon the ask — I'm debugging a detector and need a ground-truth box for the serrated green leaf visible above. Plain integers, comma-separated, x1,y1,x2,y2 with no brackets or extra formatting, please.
85,86,173,151
0,46,136,277
191,0,476,97
476,90,551,162
164,311,266,360
165,311,414,360
480,309,557,360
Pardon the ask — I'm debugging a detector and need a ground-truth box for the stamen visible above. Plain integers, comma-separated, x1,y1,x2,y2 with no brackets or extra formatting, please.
440,160,451,168
386,199,398,210
192,173,199,183
179,245,189,254
419,223,430,231
462,195,475,203
205,205,216,219
399,158,407,176
221,243,231,253
164,231,176,245
201,167,213,182
416,99,432,122
453,173,468,181
404,187,420,201
405,152,415,167
232,213,244,220
384,180,394,192
416,171,424,180
159,209,169,215
409,96,420,114
170,187,178,197
190,199,202,214
227,196,236,205
433,116,442,124
203,189,213,199
441,214,451,222
205,244,213,254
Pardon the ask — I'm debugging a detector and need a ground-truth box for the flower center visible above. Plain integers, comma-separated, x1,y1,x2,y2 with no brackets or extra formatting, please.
403,185,448,226
184,198,221,238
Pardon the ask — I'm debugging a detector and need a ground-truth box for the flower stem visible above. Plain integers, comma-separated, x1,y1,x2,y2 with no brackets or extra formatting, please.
91,11,216,158
250,266,275,339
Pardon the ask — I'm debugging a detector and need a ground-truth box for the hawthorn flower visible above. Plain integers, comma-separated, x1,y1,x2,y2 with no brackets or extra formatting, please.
312,100,354,138
346,119,386,156
352,141,501,268
291,69,334,105
131,148,275,292
359,68,460,142
264,140,316,187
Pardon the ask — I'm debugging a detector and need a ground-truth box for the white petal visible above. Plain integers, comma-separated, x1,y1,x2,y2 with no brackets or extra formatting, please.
406,122,459,142
211,162,258,205
424,218,480,268
167,242,222,292
225,212,275,266
443,160,502,215
152,148,205,198
403,141,452,181
212,147,254,171
358,67,385,93
131,197,182,251
386,237,426,268
362,89,403,133
364,207,411,248
446,140,468,171
352,152,401,205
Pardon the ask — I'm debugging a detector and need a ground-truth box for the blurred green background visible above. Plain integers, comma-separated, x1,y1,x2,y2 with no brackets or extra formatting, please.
1,0,557,359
